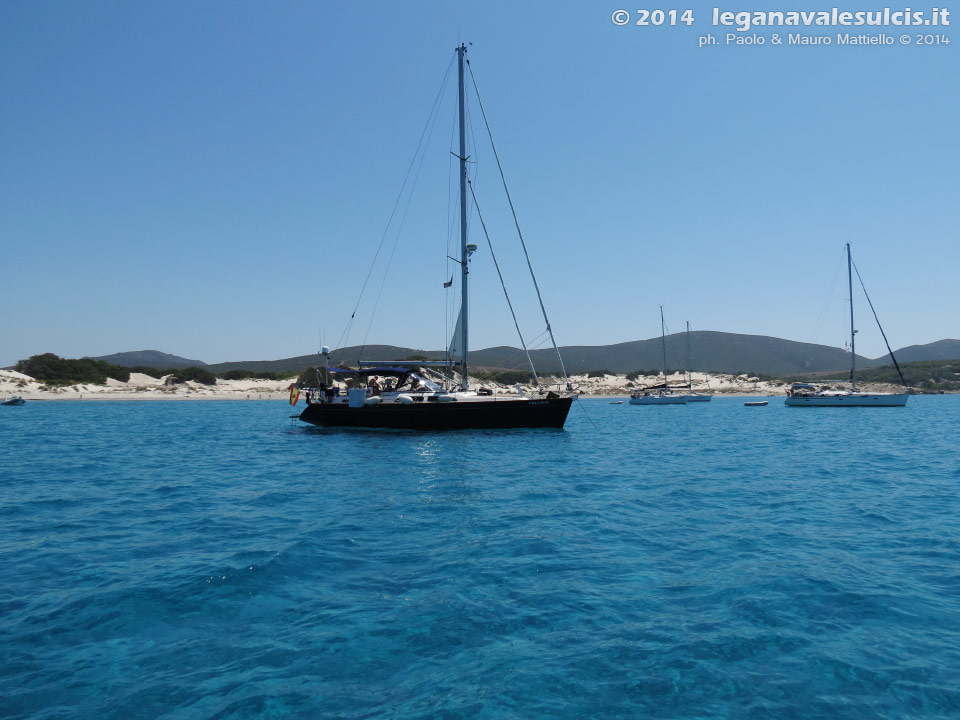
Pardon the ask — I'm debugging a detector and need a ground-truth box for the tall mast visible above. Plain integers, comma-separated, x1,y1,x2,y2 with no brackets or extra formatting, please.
660,305,667,383
686,320,691,383
457,43,469,391
847,242,856,391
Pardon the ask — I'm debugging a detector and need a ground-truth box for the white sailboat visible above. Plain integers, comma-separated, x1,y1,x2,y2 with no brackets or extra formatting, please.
630,306,687,405
785,244,909,407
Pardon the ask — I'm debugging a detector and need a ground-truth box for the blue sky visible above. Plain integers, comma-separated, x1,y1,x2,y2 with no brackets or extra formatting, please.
1,1,956,367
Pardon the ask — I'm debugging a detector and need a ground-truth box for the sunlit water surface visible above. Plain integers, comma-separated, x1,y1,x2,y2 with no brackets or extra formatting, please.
2,397,959,719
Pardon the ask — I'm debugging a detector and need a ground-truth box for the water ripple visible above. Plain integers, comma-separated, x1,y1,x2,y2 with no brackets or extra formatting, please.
1,397,959,718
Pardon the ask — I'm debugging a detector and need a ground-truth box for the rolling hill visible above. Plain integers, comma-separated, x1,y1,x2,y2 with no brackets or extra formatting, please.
91,350,207,369
874,339,960,364
90,335,960,378
471,332,878,376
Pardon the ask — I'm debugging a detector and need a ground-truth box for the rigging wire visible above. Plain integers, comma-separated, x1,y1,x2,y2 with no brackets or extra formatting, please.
661,320,680,374
359,67,450,354
445,99,459,351
528,328,551,348
467,177,541,389
852,260,908,387
658,321,691,385
576,397,600,430
333,54,455,364
810,248,844,345
466,59,569,383
461,96,478,345
466,94,481,202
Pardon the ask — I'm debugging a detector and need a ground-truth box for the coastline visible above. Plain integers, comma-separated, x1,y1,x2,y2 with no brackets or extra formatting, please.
16,394,290,401
2,369,917,402
0,370,295,402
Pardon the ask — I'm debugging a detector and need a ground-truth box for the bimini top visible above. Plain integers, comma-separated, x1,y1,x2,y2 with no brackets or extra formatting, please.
324,366,413,376
790,383,819,390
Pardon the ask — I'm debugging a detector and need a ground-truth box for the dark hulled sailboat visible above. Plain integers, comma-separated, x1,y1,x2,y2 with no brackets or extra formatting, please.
297,45,576,430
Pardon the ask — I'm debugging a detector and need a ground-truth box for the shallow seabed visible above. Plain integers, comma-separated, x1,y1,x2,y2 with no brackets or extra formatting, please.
2,397,959,719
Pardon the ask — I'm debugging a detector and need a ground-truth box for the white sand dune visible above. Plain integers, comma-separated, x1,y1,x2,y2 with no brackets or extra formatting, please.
0,371,296,401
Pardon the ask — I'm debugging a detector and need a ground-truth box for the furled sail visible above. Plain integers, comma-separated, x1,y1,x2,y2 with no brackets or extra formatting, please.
447,307,463,360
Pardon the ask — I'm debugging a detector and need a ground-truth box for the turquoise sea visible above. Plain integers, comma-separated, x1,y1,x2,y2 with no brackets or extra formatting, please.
2,397,959,719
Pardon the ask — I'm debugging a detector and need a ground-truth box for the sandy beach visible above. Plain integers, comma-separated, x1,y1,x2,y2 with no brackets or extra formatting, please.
0,370,293,401
0,368,911,402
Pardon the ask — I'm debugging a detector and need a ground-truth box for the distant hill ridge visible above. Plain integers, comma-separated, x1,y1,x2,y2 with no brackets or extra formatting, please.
91,350,207,369
92,335,960,377
876,339,960,364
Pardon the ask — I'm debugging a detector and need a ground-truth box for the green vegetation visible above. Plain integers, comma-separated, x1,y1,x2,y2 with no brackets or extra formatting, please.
13,356,221,386
295,367,325,389
220,369,284,381
15,353,131,385
625,370,661,381
165,367,218,386
586,369,612,378
124,365,220,385
857,360,960,392
127,366,166,377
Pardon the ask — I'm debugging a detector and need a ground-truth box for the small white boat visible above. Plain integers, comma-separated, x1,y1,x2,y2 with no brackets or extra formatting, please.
608,400,623,405
744,400,768,406
629,392,686,405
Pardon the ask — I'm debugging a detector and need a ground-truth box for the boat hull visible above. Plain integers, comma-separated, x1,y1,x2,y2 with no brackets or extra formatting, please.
785,393,909,407
298,396,574,430
684,394,712,402
628,395,686,405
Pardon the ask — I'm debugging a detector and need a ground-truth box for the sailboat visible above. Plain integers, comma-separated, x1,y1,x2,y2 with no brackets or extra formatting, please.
681,320,712,402
297,45,576,430
785,244,909,407
629,306,687,405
